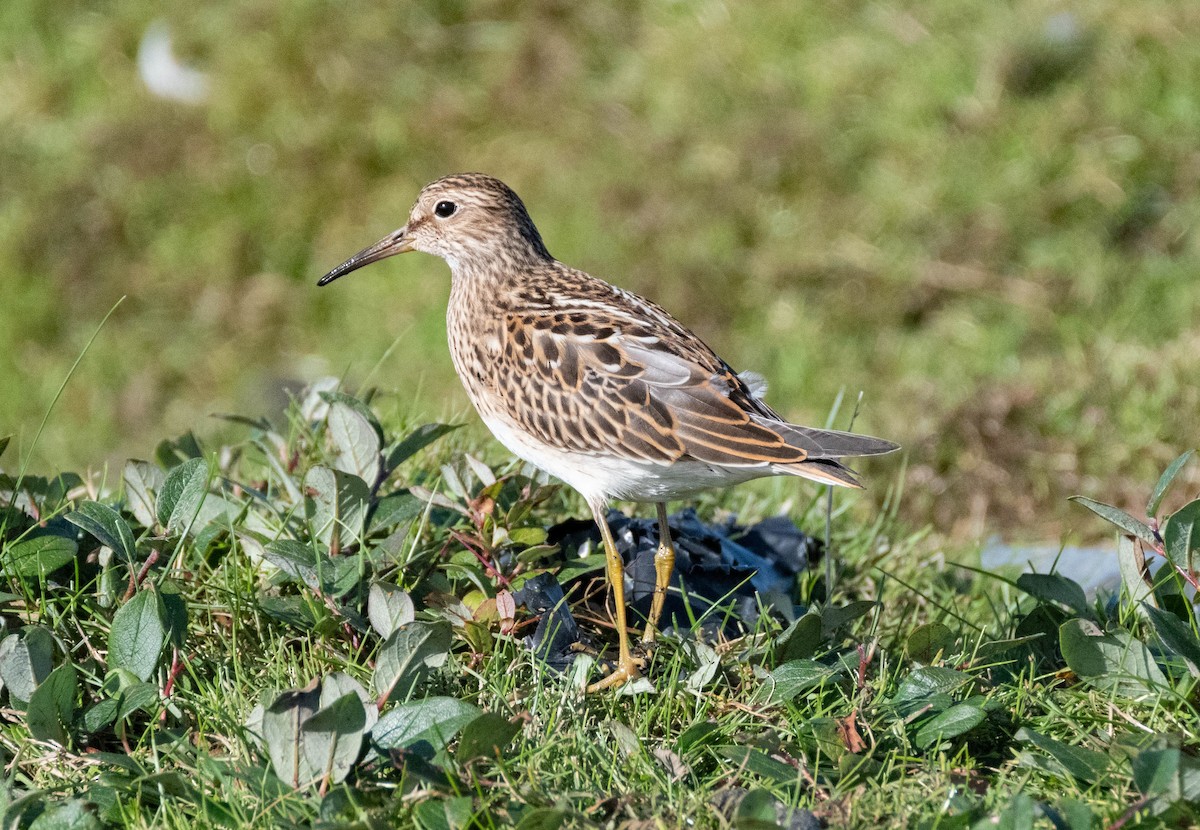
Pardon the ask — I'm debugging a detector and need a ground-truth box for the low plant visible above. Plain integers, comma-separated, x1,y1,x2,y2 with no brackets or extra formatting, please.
0,387,1197,828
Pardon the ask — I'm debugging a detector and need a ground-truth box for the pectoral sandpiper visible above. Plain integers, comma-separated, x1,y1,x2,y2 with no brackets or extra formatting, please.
318,173,898,690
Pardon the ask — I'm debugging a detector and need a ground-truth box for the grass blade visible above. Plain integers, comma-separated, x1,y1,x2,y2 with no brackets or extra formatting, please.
0,297,125,537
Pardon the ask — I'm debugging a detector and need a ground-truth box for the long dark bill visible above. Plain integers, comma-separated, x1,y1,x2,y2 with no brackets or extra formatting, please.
316,227,412,286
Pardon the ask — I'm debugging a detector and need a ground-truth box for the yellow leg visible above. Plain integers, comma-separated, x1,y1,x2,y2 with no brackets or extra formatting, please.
641,502,676,643
586,502,643,692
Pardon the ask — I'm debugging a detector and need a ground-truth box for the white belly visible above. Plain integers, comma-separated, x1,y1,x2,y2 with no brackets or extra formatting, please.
478,408,767,507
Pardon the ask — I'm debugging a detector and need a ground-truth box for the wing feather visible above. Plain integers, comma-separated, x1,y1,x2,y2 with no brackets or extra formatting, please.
499,283,896,473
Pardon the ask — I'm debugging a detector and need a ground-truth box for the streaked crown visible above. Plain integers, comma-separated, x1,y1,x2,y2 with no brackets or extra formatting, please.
406,173,552,267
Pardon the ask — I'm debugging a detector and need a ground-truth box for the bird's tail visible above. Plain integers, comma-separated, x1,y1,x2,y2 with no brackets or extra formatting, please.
756,417,900,460
777,457,866,489
760,419,899,489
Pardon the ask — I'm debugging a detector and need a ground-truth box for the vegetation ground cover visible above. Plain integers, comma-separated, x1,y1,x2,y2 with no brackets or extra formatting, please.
0,384,1196,828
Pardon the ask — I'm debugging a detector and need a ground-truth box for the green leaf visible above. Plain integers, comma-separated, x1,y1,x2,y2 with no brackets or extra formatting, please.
554,553,606,584
367,582,415,640
116,681,162,721
714,746,798,783
775,612,823,663
906,622,955,663
328,402,382,486
123,461,166,530
155,431,204,467
83,698,119,733
319,391,383,437
262,540,322,587
890,666,973,706
606,719,642,759
513,544,560,566
369,491,424,533
1059,618,1167,694
1014,604,1067,664
507,526,548,547
160,581,189,648
258,595,325,631
1016,572,1089,615
1068,496,1156,546
413,796,473,830
514,808,571,830
981,794,1035,830
1117,535,1153,611
372,696,480,757
1015,727,1109,783
735,788,785,828
682,639,720,692
27,798,102,830
27,662,77,744
677,721,722,753
801,714,849,762
304,465,369,551
761,659,839,703
374,621,452,704
439,464,469,501
1057,619,1117,679
322,672,377,733
384,423,461,472
187,495,241,549
0,435,9,461
0,474,82,519
66,501,137,562
262,683,322,788
914,703,986,748
1142,604,1200,677
0,626,55,703
801,718,849,761
108,590,168,681
1152,575,1192,617
462,455,496,489
1148,450,1195,517
456,712,521,762
1163,499,1200,572
1044,799,1096,830
262,540,358,598
821,600,876,638
1132,747,1200,802
300,691,369,786
2,534,78,579
156,457,210,535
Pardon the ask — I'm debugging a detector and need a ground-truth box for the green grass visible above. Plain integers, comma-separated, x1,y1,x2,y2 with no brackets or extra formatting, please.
2,0,1199,538
0,385,1197,828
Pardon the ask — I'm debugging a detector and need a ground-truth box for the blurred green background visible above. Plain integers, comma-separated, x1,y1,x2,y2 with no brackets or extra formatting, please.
2,0,1198,539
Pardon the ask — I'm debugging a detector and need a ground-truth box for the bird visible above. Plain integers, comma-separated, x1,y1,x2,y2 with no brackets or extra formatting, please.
318,173,898,690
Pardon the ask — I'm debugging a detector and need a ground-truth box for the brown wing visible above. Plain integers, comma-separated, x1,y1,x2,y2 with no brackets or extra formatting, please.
496,286,813,469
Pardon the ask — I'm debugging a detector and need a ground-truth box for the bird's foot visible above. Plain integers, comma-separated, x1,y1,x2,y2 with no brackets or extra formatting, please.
586,653,645,693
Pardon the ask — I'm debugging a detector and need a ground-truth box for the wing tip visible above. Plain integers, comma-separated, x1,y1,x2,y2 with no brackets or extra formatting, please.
765,420,901,459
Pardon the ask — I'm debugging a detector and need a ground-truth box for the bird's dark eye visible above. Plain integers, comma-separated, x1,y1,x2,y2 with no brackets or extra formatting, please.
434,200,457,218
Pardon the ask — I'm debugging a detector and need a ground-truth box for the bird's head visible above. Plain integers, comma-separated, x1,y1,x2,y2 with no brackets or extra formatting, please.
317,173,551,286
